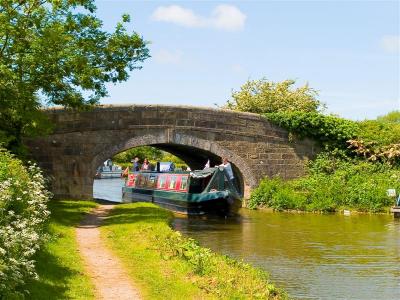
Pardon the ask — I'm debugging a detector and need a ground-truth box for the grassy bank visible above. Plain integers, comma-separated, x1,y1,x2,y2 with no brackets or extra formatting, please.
248,154,400,213
101,202,286,300
25,200,97,299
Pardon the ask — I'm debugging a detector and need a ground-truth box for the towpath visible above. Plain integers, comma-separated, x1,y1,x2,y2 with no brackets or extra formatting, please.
76,204,141,300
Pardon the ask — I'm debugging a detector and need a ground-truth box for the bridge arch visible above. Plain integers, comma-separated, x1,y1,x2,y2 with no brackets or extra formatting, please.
91,133,257,196
25,105,317,199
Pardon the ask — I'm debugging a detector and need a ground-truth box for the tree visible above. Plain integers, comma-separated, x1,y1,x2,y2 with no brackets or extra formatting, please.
113,146,164,165
225,78,323,114
0,0,149,154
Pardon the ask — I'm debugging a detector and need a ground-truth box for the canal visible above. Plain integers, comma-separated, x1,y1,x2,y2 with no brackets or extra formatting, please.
94,179,400,300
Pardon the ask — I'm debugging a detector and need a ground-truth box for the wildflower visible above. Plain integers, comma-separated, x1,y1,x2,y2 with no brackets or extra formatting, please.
0,149,50,296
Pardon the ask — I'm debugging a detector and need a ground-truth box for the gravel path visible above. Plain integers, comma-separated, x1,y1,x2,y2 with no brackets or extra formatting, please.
76,204,141,300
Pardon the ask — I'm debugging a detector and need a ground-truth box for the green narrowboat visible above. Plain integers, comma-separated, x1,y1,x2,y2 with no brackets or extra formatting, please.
122,167,242,216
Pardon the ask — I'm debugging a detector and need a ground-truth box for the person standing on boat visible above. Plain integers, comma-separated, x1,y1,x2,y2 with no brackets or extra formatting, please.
141,158,151,171
132,157,140,172
220,157,237,192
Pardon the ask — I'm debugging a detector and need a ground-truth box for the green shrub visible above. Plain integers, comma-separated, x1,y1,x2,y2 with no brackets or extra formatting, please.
249,153,400,212
0,149,50,298
377,110,400,123
265,112,360,148
358,119,400,146
225,78,322,114
247,177,284,209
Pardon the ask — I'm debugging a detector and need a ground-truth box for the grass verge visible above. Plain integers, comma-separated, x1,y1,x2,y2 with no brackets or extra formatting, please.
101,202,286,300
248,156,400,213
25,200,97,299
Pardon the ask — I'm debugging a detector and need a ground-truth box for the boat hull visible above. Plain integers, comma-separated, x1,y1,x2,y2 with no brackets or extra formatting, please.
122,187,241,216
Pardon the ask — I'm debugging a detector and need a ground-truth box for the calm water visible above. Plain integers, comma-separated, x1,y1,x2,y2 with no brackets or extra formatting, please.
93,178,125,202
94,179,400,299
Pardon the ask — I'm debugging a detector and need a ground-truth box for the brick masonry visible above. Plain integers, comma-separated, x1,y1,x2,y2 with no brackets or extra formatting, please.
25,105,318,199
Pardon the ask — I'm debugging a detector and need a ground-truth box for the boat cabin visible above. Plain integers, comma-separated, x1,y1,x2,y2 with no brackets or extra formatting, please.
122,167,241,215
125,167,233,194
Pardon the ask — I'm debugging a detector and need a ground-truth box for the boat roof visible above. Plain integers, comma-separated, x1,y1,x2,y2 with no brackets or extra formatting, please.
135,167,220,178
190,167,219,178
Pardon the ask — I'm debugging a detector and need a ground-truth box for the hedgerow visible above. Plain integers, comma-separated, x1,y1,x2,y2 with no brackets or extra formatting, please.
0,149,50,298
248,153,400,212
264,111,360,148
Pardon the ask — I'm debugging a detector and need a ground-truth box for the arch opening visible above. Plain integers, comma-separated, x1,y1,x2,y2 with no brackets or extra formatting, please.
92,142,248,202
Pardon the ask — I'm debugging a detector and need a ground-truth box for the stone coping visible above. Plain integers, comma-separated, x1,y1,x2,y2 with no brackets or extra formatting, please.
43,104,265,120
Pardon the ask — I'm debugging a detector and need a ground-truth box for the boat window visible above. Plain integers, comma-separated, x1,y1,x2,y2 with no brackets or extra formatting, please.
169,176,177,189
148,175,157,188
158,176,166,188
180,176,188,190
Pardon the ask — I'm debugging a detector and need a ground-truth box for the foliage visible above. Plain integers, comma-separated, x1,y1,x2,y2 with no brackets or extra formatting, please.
102,202,286,299
0,0,149,154
225,78,323,114
249,153,400,212
151,229,282,298
357,119,400,147
377,110,400,123
113,146,187,169
113,146,163,164
347,140,400,166
345,111,400,166
0,148,50,298
265,111,360,148
161,152,186,165
25,200,96,299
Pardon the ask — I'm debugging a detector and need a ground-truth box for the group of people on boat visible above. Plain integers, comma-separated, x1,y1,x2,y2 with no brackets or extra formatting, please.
131,157,151,171
122,157,151,176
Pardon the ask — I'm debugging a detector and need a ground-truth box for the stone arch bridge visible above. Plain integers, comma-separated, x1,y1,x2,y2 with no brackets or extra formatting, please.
26,105,317,199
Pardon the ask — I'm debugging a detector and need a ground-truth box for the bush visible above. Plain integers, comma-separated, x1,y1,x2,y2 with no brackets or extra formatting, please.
225,78,323,114
377,110,400,123
0,149,50,298
265,111,360,148
357,119,400,146
249,153,400,212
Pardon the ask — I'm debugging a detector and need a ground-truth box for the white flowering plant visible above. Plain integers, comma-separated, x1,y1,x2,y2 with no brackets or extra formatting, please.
0,149,50,298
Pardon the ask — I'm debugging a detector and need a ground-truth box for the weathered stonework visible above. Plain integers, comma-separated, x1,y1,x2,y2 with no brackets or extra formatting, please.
25,105,317,199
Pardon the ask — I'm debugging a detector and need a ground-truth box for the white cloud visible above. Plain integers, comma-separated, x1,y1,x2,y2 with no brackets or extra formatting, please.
211,5,246,31
154,49,183,64
151,5,202,28
381,35,400,53
151,5,246,31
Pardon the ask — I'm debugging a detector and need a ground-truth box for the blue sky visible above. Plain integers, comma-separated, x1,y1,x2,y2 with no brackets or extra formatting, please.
95,0,399,120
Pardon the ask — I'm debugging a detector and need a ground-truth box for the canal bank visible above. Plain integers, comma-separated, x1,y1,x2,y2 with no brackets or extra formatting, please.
94,178,400,299
100,202,286,299
26,199,286,299
173,209,400,300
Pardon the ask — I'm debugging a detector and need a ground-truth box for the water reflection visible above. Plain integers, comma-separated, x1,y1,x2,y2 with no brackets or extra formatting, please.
173,210,400,300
